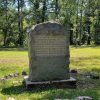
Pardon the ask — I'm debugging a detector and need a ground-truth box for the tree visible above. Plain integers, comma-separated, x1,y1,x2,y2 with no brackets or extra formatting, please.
0,0,100,47
0,0,9,46
42,0,47,22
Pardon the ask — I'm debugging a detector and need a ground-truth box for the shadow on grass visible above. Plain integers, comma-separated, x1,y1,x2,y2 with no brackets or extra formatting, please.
0,48,28,51
1,85,100,99
71,45,100,49
1,85,27,95
1,84,58,95
40,89,100,100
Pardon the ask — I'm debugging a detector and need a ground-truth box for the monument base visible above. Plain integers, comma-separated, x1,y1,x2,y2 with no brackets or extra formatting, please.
24,76,76,89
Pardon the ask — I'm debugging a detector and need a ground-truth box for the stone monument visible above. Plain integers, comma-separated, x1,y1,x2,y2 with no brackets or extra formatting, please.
24,22,76,88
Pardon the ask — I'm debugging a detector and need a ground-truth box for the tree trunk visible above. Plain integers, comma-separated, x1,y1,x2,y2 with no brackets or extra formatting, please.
76,0,79,38
17,0,24,47
20,2,24,46
4,0,8,46
34,0,39,24
42,0,47,22
17,0,21,46
55,0,59,19
79,0,83,44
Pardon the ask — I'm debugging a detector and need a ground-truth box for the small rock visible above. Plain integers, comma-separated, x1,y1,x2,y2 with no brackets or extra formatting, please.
22,71,27,75
70,69,78,73
90,74,99,79
4,75,9,79
84,72,91,76
76,96,92,100
0,78,6,81
86,75,91,78
8,74,14,77
14,73,20,77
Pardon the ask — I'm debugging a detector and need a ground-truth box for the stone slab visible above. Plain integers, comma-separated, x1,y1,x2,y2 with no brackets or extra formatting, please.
28,22,70,81
24,76,76,89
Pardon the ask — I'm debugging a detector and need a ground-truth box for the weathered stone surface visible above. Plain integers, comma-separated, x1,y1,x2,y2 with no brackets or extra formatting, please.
90,73,99,79
76,96,92,100
14,73,20,77
24,76,76,89
8,74,14,77
0,78,6,81
28,22,70,82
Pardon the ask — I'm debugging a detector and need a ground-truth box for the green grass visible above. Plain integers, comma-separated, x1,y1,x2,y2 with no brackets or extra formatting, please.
70,46,100,72
0,49,28,77
0,46,100,100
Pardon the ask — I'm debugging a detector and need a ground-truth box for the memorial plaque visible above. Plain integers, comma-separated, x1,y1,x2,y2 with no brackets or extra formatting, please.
34,35,67,56
28,22,70,82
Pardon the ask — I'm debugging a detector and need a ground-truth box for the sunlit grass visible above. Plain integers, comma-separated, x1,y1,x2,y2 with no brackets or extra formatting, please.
0,46,100,100
0,50,28,77
70,46,100,72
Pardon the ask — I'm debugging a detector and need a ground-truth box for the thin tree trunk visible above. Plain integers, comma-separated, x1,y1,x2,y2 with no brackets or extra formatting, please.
20,2,24,46
55,0,59,19
76,0,79,38
79,0,83,44
18,0,24,47
4,0,8,46
88,0,91,36
18,0,21,46
42,0,47,22
35,0,39,24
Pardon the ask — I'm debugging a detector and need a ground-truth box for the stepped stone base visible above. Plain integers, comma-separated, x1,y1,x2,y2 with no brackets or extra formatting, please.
24,76,76,89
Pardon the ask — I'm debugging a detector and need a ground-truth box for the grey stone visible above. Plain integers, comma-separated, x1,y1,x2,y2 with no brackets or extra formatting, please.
28,22,70,82
14,73,20,77
76,96,92,100
86,75,91,78
90,73,99,79
8,74,14,77
84,73,99,79
24,76,76,89
0,78,6,81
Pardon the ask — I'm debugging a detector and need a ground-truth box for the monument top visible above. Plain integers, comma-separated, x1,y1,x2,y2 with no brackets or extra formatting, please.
29,21,68,36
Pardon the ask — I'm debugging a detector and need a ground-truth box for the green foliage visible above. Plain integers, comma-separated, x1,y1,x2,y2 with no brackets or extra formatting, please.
0,0,100,46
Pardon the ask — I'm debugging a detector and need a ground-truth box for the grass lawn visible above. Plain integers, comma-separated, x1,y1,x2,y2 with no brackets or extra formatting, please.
0,46,100,100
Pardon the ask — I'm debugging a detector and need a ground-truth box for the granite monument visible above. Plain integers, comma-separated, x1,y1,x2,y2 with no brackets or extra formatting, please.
24,22,76,88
